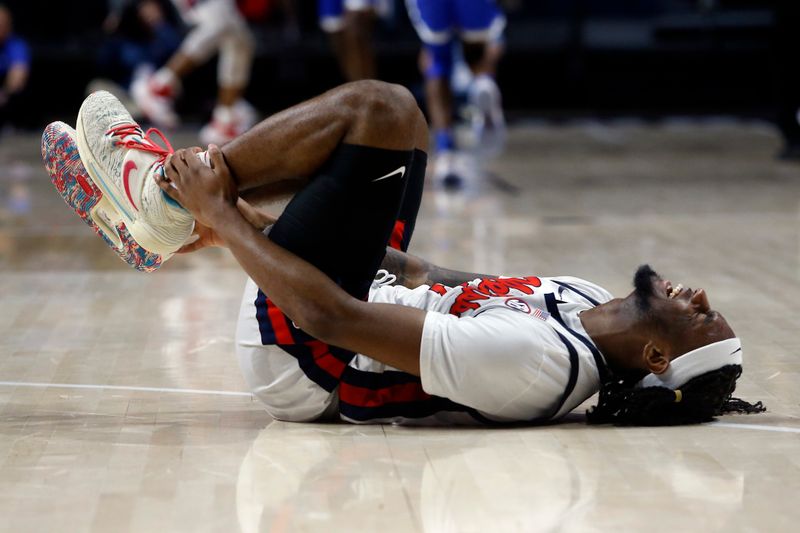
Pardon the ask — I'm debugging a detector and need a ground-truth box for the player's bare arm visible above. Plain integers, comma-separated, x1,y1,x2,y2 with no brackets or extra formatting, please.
160,146,426,375
380,247,497,288
177,196,277,253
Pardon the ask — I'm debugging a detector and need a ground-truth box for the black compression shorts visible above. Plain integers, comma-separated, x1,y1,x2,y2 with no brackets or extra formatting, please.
268,143,427,299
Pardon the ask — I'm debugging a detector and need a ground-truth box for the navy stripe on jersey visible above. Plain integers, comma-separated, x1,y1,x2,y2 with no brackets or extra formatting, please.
548,330,580,418
254,290,306,345
255,289,355,392
545,293,610,382
342,367,425,388
339,398,472,422
254,289,277,345
552,280,601,306
279,343,342,392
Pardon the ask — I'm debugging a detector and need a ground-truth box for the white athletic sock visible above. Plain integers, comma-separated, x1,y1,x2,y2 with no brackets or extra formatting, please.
196,150,211,167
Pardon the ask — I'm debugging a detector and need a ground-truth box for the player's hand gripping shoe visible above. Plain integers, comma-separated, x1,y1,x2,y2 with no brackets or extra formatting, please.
74,90,194,264
41,121,163,271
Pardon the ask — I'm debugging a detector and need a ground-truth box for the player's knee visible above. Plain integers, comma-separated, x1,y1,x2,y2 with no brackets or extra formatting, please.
340,80,421,148
346,80,416,120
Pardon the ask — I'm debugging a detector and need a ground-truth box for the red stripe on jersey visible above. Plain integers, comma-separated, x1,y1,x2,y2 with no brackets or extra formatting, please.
266,299,295,345
389,220,406,251
340,381,432,407
307,340,347,378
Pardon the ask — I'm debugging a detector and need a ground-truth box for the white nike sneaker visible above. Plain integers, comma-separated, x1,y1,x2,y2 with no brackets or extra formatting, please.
75,90,194,259
468,75,506,157
131,69,180,129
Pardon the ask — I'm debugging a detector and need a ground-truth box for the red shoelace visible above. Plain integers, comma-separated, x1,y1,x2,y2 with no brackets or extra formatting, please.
106,124,174,164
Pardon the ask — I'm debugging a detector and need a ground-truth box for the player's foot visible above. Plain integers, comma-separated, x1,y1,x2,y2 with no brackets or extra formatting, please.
75,90,194,260
234,99,258,129
131,67,180,129
198,100,258,146
433,150,463,189
468,75,506,156
41,121,163,272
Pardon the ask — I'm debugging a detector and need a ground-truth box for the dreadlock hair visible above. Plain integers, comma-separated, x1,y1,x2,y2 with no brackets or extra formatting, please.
586,364,766,426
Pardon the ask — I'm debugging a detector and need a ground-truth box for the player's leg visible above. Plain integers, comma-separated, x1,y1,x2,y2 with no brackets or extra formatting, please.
236,146,428,421
235,81,428,421
342,0,377,80
54,80,420,273
132,0,240,128
221,80,427,195
405,0,460,184
318,0,351,80
237,80,427,296
457,0,506,154
198,10,257,146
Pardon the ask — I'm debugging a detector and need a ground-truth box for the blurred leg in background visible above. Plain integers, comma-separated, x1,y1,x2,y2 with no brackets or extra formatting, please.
131,0,258,146
318,0,386,82
94,0,182,119
406,0,505,188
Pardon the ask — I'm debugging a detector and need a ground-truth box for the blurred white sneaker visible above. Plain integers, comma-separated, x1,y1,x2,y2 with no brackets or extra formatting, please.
433,150,463,189
76,90,194,259
468,75,506,156
234,99,258,129
131,67,180,129
199,100,258,146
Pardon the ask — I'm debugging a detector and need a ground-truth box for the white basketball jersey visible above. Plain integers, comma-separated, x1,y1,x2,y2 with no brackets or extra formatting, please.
369,275,614,423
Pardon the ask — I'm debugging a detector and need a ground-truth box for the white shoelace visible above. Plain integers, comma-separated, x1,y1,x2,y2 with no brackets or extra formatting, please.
373,269,397,287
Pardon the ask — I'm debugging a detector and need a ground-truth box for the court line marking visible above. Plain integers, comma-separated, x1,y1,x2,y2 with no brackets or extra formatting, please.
1,382,796,433
710,422,800,434
0,381,253,398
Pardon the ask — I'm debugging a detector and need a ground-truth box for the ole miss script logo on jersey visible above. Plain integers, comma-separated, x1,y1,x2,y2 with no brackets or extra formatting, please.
430,276,544,316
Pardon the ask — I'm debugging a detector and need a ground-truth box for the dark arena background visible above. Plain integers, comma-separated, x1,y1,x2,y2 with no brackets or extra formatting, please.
4,0,785,122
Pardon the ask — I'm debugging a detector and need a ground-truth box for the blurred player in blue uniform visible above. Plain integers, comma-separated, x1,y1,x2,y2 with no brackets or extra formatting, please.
0,4,30,131
406,0,506,186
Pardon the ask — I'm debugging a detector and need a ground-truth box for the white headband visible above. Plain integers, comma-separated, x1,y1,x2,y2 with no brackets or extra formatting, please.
637,338,743,389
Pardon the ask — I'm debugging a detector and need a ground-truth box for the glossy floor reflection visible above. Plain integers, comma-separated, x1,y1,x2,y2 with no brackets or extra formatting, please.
1,119,799,532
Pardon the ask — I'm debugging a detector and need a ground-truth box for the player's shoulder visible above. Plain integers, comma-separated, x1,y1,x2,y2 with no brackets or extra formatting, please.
543,276,614,304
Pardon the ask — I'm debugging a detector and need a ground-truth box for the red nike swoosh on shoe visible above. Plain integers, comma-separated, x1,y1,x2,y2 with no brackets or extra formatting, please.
123,160,139,211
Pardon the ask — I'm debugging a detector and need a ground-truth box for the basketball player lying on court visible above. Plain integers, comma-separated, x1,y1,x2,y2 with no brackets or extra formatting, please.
42,80,764,425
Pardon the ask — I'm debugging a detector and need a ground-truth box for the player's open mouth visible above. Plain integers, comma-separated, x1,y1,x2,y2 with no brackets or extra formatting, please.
666,281,684,299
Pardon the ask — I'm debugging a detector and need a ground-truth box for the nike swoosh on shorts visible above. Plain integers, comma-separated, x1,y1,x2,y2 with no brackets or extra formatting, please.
372,166,406,182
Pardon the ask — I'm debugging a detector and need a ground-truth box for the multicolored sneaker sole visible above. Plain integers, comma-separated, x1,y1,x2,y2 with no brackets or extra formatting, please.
41,121,163,272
